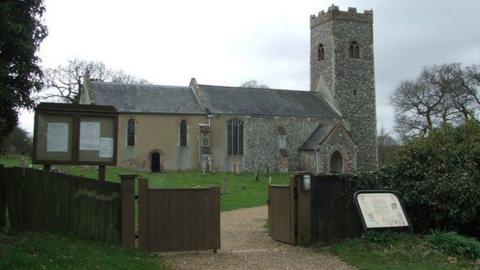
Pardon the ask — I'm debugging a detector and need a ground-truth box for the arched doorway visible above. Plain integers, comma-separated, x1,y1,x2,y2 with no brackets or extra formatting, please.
330,151,343,174
151,152,161,173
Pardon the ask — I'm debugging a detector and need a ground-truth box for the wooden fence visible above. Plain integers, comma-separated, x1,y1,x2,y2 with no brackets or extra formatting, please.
0,165,221,251
0,166,121,244
0,165,5,228
310,175,362,244
268,174,362,245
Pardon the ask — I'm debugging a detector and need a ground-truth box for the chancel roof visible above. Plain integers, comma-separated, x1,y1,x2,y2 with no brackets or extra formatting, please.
197,85,341,117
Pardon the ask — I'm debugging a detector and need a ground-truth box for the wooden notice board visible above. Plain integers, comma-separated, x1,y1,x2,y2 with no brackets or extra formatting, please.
33,103,118,166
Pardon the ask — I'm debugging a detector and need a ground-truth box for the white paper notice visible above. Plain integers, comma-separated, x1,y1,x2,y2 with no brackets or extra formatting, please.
357,193,409,228
80,122,100,150
99,137,114,158
47,123,69,152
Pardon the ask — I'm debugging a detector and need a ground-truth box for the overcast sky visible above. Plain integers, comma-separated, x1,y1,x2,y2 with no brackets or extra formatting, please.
19,0,480,136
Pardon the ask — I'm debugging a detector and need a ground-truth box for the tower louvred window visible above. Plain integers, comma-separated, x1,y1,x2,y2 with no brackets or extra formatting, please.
227,119,244,155
349,41,360,58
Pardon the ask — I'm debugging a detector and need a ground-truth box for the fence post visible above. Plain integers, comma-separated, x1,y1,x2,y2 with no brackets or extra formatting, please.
98,165,106,181
138,178,149,250
295,174,312,245
120,174,136,249
0,165,5,228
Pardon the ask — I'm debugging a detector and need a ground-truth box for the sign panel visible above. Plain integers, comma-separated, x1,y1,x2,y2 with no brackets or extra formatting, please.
355,192,409,228
46,122,69,152
80,121,100,150
99,137,114,158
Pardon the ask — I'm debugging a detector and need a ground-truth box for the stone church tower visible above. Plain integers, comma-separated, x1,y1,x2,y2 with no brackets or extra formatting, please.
310,5,378,171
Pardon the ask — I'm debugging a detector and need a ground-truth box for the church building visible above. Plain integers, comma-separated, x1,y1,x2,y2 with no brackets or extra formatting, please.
79,6,378,174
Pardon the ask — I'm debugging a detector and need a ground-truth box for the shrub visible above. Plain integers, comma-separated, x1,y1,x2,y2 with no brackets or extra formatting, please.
338,121,480,237
388,121,480,235
427,231,480,259
366,230,401,243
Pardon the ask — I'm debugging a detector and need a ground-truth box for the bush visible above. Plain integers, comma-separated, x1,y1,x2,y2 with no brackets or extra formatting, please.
339,121,480,237
389,121,480,236
0,127,32,155
427,231,480,259
366,230,401,243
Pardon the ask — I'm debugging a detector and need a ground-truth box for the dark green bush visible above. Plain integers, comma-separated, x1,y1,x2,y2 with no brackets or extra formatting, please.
340,121,480,237
427,231,480,259
388,121,480,235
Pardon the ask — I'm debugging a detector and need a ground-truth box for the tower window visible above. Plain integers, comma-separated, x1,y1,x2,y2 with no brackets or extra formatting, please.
127,118,135,146
318,44,324,61
349,41,360,59
227,119,244,155
180,120,187,147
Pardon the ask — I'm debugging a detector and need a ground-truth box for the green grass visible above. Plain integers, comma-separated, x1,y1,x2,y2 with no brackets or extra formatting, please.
0,231,165,270
330,234,478,270
0,155,290,211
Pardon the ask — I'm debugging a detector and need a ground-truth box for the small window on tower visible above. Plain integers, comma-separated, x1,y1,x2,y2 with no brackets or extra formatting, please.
349,41,360,59
318,44,324,61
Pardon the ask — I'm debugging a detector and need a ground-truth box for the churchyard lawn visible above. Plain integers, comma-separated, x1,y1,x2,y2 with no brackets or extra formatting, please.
0,155,290,211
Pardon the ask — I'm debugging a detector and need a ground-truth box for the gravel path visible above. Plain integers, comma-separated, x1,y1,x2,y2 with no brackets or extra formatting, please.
161,206,354,270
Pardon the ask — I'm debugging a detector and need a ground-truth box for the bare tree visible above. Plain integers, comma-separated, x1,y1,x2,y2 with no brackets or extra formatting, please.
462,64,480,116
391,63,479,139
240,80,269,89
40,59,149,103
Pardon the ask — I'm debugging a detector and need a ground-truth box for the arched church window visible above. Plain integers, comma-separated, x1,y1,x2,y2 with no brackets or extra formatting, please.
349,41,360,59
330,151,343,174
127,119,135,146
318,44,324,61
180,120,187,147
227,119,244,155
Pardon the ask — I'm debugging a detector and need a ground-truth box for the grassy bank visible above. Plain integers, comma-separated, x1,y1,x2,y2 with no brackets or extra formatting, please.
330,234,478,270
0,155,290,211
0,231,165,270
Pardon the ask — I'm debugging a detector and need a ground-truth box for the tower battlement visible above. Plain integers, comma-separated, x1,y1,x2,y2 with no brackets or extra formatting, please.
310,5,373,28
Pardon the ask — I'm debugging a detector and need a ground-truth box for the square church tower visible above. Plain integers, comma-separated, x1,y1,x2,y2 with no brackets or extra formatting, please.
310,5,378,171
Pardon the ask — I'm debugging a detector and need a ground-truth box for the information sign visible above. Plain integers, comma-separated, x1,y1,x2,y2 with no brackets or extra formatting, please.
354,190,412,233
356,192,408,228
99,137,114,158
80,121,100,150
46,122,68,152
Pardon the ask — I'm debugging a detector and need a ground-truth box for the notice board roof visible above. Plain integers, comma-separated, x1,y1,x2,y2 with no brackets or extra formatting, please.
36,103,117,113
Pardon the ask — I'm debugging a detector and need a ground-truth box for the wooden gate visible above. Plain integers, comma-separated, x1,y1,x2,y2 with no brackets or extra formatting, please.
268,183,296,244
268,175,312,245
138,178,220,252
